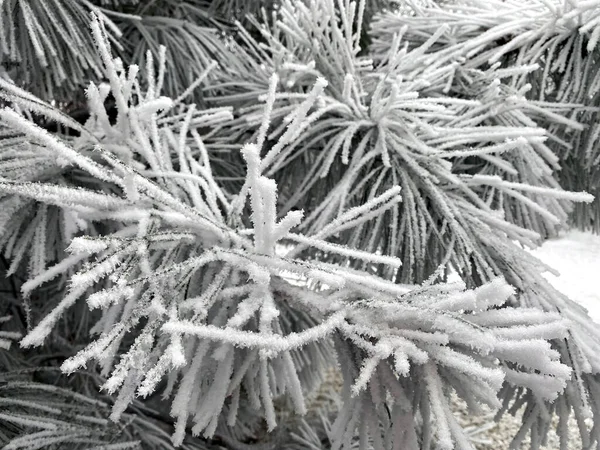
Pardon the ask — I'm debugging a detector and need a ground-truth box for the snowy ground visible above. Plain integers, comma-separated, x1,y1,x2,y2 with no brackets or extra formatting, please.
529,230,600,323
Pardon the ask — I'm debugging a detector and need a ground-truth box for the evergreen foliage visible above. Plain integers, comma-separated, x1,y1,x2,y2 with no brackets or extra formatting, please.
1,1,600,449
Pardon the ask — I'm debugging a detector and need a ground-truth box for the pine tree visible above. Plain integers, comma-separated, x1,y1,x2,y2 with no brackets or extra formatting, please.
1,1,600,449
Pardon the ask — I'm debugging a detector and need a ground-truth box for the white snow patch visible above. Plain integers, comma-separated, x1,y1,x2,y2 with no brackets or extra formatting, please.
529,230,600,323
